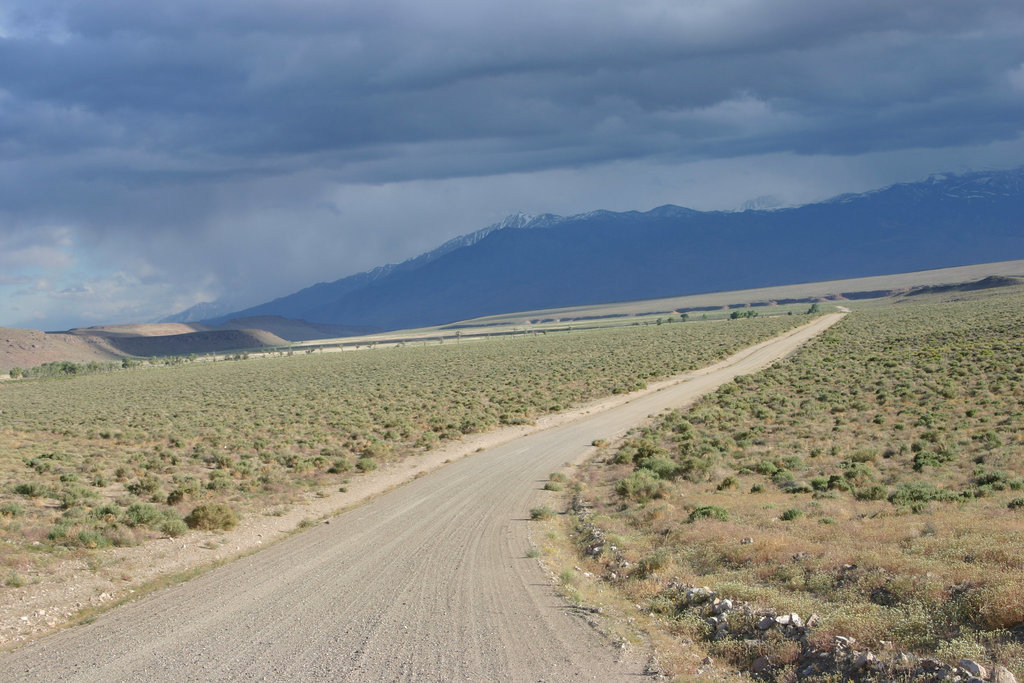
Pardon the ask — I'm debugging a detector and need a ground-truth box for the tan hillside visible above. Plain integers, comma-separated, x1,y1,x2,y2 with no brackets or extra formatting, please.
1,327,287,373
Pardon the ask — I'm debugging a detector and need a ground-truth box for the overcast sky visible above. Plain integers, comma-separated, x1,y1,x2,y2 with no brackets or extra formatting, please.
2,0,1023,330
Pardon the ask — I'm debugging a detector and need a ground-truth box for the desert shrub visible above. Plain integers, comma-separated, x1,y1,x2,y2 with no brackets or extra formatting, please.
783,481,814,494
771,469,795,486
166,488,187,505
355,457,377,472
638,456,681,479
615,469,668,501
888,482,957,506
327,457,352,473
13,482,48,497
76,530,110,549
59,485,99,509
185,503,239,531
414,430,439,449
678,455,715,482
530,506,556,520
123,503,164,528
717,476,738,490
780,508,804,521
634,549,671,578
90,504,122,522
126,474,162,496
1008,498,1024,510
543,481,564,491
854,485,889,501
912,449,956,471
688,505,729,523
0,502,25,517
827,474,852,492
809,476,829,491
160,518,189,537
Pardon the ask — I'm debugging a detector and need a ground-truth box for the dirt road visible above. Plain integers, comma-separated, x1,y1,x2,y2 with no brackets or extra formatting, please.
0,314,843,682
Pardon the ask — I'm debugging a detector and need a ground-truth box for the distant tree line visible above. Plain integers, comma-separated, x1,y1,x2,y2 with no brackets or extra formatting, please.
729,310,759,319
8,360,124,379
6,351,253,380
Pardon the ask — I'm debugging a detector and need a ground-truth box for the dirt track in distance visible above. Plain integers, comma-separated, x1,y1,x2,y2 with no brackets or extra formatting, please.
0,314,843,682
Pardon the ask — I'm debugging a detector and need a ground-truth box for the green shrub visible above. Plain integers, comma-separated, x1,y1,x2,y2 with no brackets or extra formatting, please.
615,469,668,501
638,456,681,479
1008,497,1024,510
634,549,671,578
13,482,48,498
888,482,957,506
854,485,889,501
123,503,164,528
543,481,564,491
59,485,98,509
0,502,24,517
912,450,956,471
160,518,189,537
185,503,239,531
717,476,738,490
327,457,352,473
688,505,729,523
530,506,556,520
827,475,852,492
780,508,804,521
76,530,110,549
355,457,378,472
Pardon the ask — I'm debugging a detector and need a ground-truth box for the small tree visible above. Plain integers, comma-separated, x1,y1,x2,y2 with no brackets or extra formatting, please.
807,302,821,314
8,367,22,379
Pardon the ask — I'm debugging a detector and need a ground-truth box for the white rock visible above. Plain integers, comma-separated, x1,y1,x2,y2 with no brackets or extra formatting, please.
851,652,876,669
993,665,1018,683
959,660,987,679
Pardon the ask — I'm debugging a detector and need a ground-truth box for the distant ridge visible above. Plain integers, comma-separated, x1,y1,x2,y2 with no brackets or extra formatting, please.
194,168,1024,330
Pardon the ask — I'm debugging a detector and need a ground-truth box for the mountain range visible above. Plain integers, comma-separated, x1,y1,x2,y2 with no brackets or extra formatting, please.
171,168,1024,331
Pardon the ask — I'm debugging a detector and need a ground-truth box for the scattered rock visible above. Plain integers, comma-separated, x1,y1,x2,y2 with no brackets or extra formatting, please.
712,598,732,615
958,660,987,679
756,616,774,630
993,665,1018,683
851,651,876,670
740,537,753,545
775,612,802,628
750,656,771,675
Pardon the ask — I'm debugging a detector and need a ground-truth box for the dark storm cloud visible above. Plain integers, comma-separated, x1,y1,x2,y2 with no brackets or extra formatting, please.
1,0,1023,328
4,0,1022,169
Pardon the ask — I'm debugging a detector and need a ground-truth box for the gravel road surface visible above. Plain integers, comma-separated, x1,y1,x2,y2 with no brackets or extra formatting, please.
0,314,842,682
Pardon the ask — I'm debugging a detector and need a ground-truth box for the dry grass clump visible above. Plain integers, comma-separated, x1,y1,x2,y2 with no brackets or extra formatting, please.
572,287,1024,678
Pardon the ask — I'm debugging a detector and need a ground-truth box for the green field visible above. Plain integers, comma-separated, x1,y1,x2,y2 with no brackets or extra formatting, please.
564,286,1024,679
0,314,808,573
